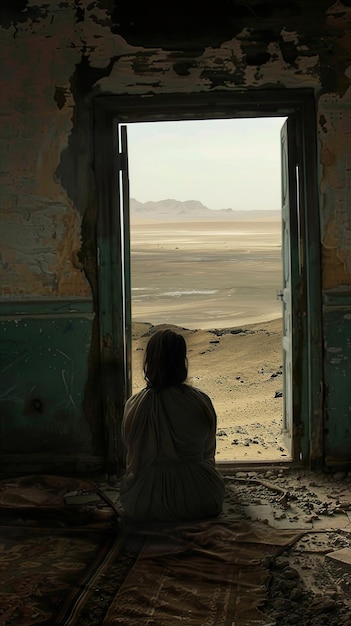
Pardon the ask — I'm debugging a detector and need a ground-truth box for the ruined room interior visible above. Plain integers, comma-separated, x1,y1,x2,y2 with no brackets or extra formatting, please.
0,1,351,624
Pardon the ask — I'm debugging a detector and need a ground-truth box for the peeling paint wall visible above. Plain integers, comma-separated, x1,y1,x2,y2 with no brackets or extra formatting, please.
1,0,351,470
319,98,351,287
0,8,91,297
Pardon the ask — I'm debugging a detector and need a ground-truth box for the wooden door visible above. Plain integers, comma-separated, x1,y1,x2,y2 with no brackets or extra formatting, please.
281,118,299,456
94,111,132,474
119,125,132,403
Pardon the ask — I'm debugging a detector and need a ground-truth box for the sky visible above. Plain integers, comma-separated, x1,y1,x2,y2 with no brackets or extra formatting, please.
126,117,286,211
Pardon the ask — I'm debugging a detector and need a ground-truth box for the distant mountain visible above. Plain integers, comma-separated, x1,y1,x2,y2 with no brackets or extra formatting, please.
130,198,280,221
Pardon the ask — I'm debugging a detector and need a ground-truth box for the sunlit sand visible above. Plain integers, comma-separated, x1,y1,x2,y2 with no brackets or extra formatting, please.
131,219,289,462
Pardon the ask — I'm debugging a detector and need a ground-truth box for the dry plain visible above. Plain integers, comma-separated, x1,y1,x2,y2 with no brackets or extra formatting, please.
130,219,289,462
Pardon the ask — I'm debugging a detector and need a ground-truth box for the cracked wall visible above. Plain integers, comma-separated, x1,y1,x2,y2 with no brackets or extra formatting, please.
1,0,351,294
0,0,351,468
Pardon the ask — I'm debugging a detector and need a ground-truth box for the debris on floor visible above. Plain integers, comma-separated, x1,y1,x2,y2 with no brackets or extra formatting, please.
223,467,351,625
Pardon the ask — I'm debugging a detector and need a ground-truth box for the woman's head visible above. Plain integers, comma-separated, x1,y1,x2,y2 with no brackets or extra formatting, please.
143,329,188,390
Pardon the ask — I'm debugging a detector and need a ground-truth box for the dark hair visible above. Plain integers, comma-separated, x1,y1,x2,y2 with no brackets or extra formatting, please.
143,329,188,390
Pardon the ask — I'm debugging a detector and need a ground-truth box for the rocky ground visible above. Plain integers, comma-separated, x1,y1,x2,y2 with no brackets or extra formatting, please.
223,468,351,625
132,319,288,461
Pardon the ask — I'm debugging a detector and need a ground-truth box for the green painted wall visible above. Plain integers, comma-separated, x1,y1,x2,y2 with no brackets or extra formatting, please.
323,292,351,466
0,313,93,454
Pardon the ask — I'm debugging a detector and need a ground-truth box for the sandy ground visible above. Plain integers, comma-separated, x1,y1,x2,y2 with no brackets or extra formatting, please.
130,218,287,462
132,320,287,462
131,219,282,329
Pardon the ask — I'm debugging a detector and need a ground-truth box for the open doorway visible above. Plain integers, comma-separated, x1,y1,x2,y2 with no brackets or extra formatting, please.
93,90,322,470
126,118,288,462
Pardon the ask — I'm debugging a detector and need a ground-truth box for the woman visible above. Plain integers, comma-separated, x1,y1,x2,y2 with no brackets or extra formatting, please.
120,329,225,522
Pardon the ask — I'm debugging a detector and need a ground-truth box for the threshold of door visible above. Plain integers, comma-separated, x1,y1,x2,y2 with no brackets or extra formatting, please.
217,458,299,475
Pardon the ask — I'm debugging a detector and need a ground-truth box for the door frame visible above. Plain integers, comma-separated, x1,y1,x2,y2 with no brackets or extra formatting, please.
93,89,322,471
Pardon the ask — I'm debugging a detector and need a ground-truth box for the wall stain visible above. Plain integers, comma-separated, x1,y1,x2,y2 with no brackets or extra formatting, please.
55,53,119,216
54,86,68,110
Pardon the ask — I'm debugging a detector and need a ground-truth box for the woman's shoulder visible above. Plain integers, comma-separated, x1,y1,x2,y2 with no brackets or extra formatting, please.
124,387,149,410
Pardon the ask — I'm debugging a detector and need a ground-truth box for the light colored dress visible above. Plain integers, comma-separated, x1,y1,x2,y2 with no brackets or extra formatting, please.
120,384,225,522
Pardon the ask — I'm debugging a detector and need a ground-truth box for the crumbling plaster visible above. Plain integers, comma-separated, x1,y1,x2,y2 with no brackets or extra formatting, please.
319,2,351,286
318,89,351,284
0,15,88,296
1,0,351,296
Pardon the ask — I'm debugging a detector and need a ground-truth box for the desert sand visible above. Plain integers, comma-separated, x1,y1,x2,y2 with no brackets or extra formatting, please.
130,219,289,462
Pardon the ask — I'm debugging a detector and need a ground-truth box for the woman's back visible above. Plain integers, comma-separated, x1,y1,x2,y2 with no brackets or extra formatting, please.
120,329,225,522
120,385,225,521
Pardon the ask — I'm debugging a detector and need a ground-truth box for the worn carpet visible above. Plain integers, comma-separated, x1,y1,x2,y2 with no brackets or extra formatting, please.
0,475,301,625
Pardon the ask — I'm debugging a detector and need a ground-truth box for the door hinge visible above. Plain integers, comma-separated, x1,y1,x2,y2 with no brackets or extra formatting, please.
117,152,127,171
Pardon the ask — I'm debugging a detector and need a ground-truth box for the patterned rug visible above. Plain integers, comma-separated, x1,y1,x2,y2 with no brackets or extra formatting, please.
0,475,301,626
